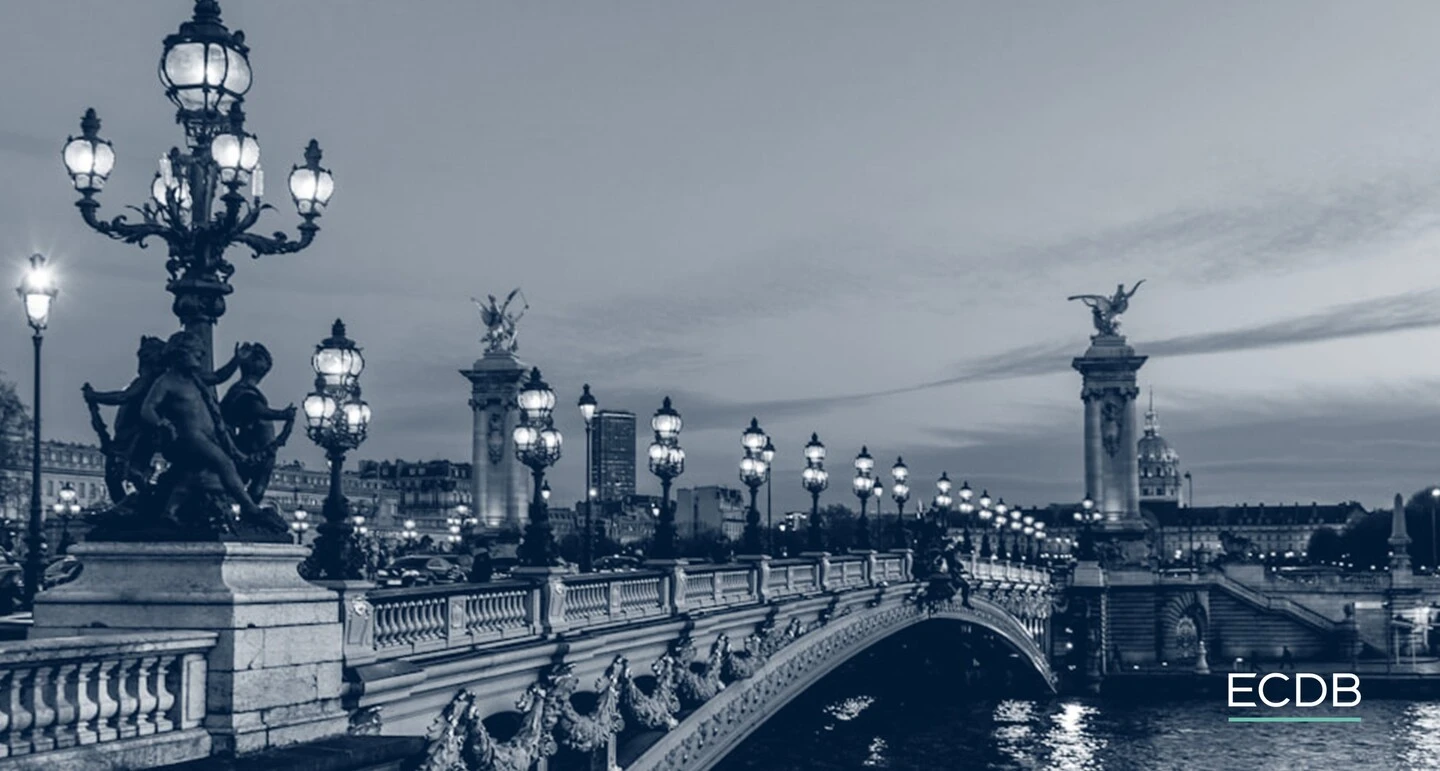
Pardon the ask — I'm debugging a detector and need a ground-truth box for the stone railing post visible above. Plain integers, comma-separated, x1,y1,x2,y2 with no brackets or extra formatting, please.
742,556,772,603
894,548,914,581
607,580,623,620
513,566,575,636
864,552,878,586
314,580,378,669
668,564,687,615
802,551,832,591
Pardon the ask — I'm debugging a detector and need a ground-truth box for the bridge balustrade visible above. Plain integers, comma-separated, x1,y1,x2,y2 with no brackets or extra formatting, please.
357,553,1049,667
0,631,214,765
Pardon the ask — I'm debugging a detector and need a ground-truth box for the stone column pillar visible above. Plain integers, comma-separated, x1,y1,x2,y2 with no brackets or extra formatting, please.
1073,334,1148,566
462,352,529,531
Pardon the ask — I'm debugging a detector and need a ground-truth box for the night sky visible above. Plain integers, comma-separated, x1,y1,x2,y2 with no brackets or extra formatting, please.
5,1,1440,513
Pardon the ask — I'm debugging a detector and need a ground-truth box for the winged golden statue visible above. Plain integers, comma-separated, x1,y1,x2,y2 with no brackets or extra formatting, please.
1067,280,1145,337
472,289,529,354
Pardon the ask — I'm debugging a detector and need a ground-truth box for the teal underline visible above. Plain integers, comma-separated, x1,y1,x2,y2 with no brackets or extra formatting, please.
1228,717,1362,723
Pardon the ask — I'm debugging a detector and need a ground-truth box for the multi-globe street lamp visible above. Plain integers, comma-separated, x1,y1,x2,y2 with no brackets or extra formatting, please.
890,457,910,549
16,254,57,604
514,369,562,567
957,480,975,552
577,384,598,572
852,447,876,551
762,438,777,551
802,433,829,552
61,0,334,373
931,472,953,553
53,482,82,552
648,397,685,561
301,320,371,580
290,507,309,545
739,419,770,555
1073,494,1101,560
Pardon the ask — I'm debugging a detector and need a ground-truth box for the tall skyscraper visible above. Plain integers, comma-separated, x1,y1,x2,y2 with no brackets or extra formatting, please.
590,410,636,502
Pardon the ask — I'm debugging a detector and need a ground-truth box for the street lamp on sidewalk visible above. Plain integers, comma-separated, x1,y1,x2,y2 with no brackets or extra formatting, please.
802,433,828,552
577,384,598,571
739,419,769,555
647,397,685,560
301,319,370,580
762,438,777,552
852,447,875,551
17,253,57,605
890,457,910,549
514,369,562,567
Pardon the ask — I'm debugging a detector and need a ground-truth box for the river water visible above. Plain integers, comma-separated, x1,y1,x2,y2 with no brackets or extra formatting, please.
712,628,1440,771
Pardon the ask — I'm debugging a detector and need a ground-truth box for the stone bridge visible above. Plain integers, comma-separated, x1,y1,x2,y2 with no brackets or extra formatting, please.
1,549,1052,771
353,552,1054,771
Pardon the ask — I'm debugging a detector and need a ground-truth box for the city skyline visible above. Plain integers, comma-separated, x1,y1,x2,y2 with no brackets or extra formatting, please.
5,2,1440,514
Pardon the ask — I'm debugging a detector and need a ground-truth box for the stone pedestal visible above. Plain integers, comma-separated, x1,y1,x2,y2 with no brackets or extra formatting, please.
462,351,530,531
1073,334,1149,559
31,543,349,756
512,565,576,636
737,555,772,601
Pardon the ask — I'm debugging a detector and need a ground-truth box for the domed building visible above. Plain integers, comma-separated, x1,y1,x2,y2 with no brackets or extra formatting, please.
1138,390,1181,503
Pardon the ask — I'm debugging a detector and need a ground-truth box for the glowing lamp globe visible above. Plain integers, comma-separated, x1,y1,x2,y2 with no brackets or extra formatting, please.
62,110,115,192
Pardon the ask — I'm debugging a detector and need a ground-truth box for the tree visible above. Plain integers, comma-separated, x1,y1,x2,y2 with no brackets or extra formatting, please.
1306,527,1343,565
0,377,31,523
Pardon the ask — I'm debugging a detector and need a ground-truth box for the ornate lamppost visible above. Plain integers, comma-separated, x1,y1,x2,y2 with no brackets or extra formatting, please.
301,320,370,580
647,397,685,561
957,480,975,553
577,384,598,571
290,507,309,545
852,447,876,551
53,482,81,553
514,369,562,567
17,254,57,604
739,419,769,555
931,472,953,554
762,438,777,551
61,1,335,374
890,457,910,550
802,433,829,552
1073,494,1100,560
976,490,993,556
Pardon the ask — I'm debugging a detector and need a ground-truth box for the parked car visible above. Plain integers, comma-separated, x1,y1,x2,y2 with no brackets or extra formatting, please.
42,556,82,589
374,555,466,588
0,563,19,615
593,555,641,573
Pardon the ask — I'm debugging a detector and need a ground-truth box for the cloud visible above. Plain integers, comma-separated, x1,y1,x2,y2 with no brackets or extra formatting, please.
0,129,51,160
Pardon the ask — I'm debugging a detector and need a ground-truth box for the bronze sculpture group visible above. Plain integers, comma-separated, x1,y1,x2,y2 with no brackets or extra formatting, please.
83,331,295,540
1068,280,1144,337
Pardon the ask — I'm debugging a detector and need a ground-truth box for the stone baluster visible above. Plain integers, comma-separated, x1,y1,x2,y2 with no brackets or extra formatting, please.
133,656,158,737
114,659,139,739
51,662,79,749
152,655,176,734
73,661,99,747
6,668,32,756
27,664,56,753
92,659,119,742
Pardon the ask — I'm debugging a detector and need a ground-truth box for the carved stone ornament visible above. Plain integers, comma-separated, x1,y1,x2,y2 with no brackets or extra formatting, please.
1100,393,1125,458
487,410,506,466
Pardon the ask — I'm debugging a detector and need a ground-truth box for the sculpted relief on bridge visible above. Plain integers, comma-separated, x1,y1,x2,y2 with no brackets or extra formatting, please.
411,574,1053,771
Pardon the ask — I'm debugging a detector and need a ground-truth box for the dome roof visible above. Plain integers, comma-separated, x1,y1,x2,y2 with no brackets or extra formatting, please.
1139,432,1178,462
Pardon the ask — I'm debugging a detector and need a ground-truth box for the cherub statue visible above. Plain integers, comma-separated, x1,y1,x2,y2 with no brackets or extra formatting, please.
220,343,297,502
139,331,267,523
471,288,528,354
84,336,240,502
1067,280,1145,337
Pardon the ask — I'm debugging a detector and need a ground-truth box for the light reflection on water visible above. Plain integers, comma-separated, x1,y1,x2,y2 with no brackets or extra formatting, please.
716,694,1440,771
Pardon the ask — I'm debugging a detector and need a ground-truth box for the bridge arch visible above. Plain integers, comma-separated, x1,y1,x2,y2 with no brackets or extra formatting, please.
626,594,1054,771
